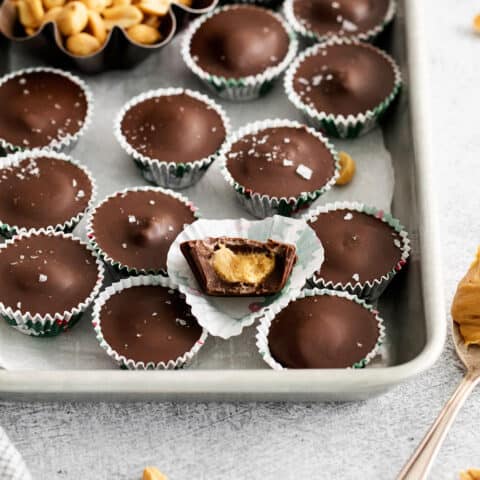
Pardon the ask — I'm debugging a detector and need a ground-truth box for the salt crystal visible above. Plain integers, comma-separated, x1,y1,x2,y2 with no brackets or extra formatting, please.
296,164,313,180
39,274,48,282
283,159,294,167
122,243,127,249
342,20,358,32
352,273,360,282
312,75,323,86
128,215,136,223
344,213,353,221
16,302,22,309
176,318,187,327
394,239,402,248
149,200,155,205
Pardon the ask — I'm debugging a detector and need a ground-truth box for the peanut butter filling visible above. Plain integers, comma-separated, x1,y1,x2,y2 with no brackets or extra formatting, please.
452,247,480,345
212,245,275,285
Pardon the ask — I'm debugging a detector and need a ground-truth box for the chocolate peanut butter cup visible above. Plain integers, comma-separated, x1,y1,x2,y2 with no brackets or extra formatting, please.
182,5,298,101
284,38,402,138
256,288,385,369
284,0,396,44
0,230,104,336
92,275,207,369
115,88,230,189
0,68,92,154
303,202,410,299
0,149,95,238
87,187,198,276
220,119,339,218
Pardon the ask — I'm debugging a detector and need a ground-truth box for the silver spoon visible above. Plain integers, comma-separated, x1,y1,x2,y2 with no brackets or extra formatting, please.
397,323,480,479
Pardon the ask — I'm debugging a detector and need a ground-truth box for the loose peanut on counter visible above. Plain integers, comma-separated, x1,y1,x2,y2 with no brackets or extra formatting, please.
102,4,142,29
57,1,88,35
142,466,169,480
66,31,101,54
460,469,480,480
127,23,161,44
336,151,356,186
473,14,480,34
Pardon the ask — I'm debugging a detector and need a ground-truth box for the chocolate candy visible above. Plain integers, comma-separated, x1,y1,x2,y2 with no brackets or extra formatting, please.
292,42,396,116
268,293,380,368
292,0,390,38
308,209,403,285
120,92,226,163
181,237,297,296
99,285,203,364
0,155,92,231
90,189,196,273
0,233,99,316
226,125,336,198
0,70,89,149
189,5,290,78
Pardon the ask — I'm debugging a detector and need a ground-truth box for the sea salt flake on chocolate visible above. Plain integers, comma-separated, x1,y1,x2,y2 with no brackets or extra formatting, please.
176,318,187,327
122,243,127,249
38,273,48,283
296,164,313,180
283,159,294,167
16,301,22,309
394,239,402,248
342,20,358,32
352,273,360,282
128,215,136,223
312,75,323,86
344,213,353,220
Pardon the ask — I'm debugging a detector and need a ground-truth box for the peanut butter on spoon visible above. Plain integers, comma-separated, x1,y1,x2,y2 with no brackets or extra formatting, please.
452,247,480,345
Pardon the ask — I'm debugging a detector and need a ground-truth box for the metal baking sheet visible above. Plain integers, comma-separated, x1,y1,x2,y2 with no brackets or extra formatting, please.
0,0,446,400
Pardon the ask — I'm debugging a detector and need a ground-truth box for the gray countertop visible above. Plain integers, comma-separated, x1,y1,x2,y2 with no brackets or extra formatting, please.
1,0,479,478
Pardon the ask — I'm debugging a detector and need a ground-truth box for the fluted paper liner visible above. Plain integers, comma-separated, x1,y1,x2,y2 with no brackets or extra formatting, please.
284,38,402,138
114,88,230,189
302,201,411,299
0,230,105,336
182,5,299,101
87,186,199,276
256,288,386,370
166,215,324,338
92,274,208,370
219,118,340,218
283,0,396,44
0,148,96,238
0,67,93,154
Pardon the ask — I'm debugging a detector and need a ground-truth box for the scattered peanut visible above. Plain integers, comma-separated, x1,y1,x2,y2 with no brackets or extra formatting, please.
66,31,101,55
460,469,480,480
127,23,160,44
102,5,143,29
143,466,169,480
336,151,356,186
57,1,88,35
137,0,169,17
87,9,107,42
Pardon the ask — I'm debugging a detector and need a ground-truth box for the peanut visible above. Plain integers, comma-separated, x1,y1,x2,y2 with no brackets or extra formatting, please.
87,9,107,42
174,0,191,6
112,0,131,6
78,0,110,11
42,5,62,24
143,14,160,28
25,26,37,35
473,15,480,34
102,4,142,29
17,0,40,27
57,1,88,35
137,0,168,17
66,31,101,55
25,0,45,25
143,467,169,480
42,0,64,10
336,151,356,186
127,23,160,44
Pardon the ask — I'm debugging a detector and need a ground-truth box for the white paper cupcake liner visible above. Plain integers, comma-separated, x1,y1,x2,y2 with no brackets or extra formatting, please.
219,118,340,218
91,274,208,370
283,0,396,45
87,186,199,276
284,37,402,138
0,148,96,238
302,201,411,300
0,67,93,155
256,288,386,370
114,88,230,189
181,5,299,101
0,229,105,336
166,215,324,339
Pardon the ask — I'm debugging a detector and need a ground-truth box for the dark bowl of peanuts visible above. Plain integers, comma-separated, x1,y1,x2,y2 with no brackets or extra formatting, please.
0,0,217,73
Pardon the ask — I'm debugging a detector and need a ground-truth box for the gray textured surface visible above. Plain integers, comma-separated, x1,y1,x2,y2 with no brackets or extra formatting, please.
0,0,479,479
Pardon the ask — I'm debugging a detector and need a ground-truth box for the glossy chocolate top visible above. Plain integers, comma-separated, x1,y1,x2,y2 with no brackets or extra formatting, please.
308,209,403,284
100,285,202,364
226,126,336,198
0,234,99,315
91,190,196,272
268,294,379,368
0,71,88,148
120,93,226,163
190,6,290,78
0,156,92,229
293,0,390,38
292,43,396,116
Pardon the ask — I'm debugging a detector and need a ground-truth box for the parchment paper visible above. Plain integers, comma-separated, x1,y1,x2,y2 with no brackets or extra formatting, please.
0,34,394,370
